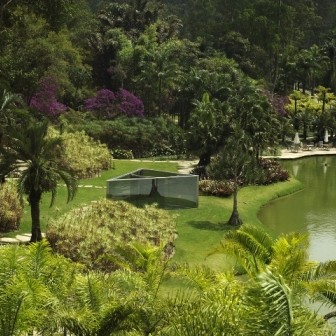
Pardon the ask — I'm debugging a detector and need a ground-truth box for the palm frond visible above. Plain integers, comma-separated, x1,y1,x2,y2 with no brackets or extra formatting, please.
171,263,223,291
96,305,133,336
245,268,294,335
218,225,274,275
271,232,309,281
301,260,336,282
57,309,95,336
309,280,336,308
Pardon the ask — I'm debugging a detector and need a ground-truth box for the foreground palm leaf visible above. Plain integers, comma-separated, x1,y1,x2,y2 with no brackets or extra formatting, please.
244,268,332,336
218,224,274,276
0,119,77,241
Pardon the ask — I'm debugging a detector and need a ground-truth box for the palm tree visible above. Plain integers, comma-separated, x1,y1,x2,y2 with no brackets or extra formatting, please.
218,225,336,322
188,92,229,168
215,224,274,276
0,90,23,144
208,134,260,226
0,119,77,242
168,259,332,335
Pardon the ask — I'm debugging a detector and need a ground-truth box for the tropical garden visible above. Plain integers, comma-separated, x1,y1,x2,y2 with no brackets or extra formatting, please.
2,0,336,334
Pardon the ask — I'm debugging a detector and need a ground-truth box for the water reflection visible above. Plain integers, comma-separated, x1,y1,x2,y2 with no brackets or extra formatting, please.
259,156,336,262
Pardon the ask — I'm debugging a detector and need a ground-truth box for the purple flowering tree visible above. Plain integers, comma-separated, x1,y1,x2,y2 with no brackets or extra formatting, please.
263,90,292,144
84,88,144,119
84,89,116,119
115,88,144,117
30,77,67,118
263,90,289,116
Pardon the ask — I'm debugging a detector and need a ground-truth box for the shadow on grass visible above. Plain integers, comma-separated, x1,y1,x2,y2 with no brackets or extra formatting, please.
112,195,197,210
187,220,231,231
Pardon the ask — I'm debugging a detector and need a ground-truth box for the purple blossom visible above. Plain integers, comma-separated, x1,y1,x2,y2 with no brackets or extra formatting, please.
271,94,290,116
30,77,67,117
115,88,144,117
263,90,289,116
84,89,116,111
84,88,144,118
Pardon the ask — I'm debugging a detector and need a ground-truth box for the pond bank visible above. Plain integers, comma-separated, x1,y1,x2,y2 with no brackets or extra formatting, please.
266,147,336,160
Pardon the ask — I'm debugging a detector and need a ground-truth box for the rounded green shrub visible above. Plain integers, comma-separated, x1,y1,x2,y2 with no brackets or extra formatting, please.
49,129,112,178
46,199,177,271
0,182,23,232
111,148,134,159
60,131,111,178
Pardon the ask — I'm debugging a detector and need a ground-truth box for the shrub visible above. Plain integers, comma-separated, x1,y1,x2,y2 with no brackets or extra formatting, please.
0,183,23,232
46,199,177,271
199,180,235,197
84,89,116,118
142,144,176,158
197,159,288,197
111,149,134,159
71,116,186,158
49,129,112,178
256,158,290,185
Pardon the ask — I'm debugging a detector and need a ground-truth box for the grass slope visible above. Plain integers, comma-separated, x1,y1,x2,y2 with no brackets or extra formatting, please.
171,178,303,271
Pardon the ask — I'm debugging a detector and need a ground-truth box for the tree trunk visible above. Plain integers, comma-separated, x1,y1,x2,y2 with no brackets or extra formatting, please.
228,188,242,226
29,189,43,242
158,77,162,117
197,151,211,167
303,122,307,140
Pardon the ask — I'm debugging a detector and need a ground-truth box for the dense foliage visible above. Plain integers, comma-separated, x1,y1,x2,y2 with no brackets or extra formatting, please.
256,158,290,185
67,114,186,158
2,0,336,160
2,1,336,332
47,199,177,271
0,231,335,335
199,179,235,197
30,76,67,118
0,182,23,232
50,129,112,178
199,158,289,198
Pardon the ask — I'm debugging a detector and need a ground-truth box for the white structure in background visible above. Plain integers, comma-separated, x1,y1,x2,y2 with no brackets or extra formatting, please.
293,132,300,144
324,129,329,143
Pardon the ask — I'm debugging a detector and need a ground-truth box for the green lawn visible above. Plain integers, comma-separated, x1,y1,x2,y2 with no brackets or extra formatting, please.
7,160,178,237
5,159,303,272
171,179,303,271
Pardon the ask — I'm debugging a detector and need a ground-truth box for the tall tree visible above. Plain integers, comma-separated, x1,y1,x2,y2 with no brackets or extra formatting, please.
0,119,77,242
208,132,260,226
188,92,229,166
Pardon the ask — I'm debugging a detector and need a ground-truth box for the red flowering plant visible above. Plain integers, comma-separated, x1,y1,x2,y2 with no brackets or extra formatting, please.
30,77,67,118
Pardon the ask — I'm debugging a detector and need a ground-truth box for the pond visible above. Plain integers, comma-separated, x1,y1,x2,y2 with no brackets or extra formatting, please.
258,155,336,262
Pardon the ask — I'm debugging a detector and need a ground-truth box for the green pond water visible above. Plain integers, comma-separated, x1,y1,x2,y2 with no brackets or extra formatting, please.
258,155,336,262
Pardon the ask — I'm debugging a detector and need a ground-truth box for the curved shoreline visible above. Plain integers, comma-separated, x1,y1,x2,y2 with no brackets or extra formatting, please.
266,148,336,160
